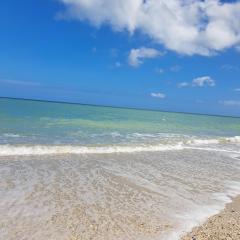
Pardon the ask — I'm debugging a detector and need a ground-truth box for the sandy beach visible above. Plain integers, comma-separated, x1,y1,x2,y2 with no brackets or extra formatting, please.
181,196,240,240
1,99,240,240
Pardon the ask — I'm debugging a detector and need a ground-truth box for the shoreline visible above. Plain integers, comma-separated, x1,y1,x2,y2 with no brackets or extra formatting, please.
181,195,240,240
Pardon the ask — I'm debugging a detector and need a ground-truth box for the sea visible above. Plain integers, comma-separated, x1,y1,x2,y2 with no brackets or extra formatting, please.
0,97,240,240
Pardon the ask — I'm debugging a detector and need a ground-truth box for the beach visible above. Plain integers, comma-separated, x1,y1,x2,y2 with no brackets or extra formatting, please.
2,0,240,239
182,196,240,240
0,98,240,240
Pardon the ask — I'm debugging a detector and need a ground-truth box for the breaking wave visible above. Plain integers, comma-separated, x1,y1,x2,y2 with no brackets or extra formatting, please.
0,136,239,156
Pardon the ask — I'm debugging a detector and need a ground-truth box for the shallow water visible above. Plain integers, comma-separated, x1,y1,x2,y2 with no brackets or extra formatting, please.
0,98,240,239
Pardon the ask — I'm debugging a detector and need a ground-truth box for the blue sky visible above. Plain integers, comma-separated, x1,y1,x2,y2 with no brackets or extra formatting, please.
0,0,240,116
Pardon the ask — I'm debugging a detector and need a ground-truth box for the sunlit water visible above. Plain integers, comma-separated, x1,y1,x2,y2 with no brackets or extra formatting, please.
0,98,240,240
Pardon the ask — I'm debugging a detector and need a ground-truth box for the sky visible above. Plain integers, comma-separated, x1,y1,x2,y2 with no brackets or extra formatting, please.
0,0,240,116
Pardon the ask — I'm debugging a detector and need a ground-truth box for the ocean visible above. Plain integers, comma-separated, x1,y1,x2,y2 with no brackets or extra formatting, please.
0,97,240,240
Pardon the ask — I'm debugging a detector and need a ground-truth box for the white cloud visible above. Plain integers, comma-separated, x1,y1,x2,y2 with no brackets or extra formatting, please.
178,82,189,88
58,0,240,56
178,76,215,88
150,92,166,99
192,76,215,87
128,47,162,67
221,100,240,107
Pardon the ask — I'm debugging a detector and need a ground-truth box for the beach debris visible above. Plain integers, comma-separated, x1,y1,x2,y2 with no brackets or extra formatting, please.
139,223,145,228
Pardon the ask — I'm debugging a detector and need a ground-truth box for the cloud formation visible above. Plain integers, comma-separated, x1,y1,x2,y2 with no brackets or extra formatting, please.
58,0,240,56
150,92,166,99
192,76,215,87
178,76,215,88
128,47,162,67
221,100,240,107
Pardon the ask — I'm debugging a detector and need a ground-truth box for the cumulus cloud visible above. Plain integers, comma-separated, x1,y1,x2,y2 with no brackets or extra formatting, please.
221,100,240,107
58,0,240,56
150,92,166,99
178,76,215,88
192,76,215,87
128,47,162,67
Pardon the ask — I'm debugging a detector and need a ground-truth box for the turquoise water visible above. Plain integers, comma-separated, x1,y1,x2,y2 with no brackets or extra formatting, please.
0,97,239,145
0,97,240,240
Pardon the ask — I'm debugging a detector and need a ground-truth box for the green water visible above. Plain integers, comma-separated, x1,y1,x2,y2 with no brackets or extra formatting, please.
0,97,240,145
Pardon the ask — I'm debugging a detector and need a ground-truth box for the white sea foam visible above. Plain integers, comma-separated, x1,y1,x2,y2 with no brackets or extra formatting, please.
226,136,240,143
186,146,240,154
0,144,184,156
0,136,239,156
1,138,240,240
187,139,219,145
187,136,240,145
165,181,240,240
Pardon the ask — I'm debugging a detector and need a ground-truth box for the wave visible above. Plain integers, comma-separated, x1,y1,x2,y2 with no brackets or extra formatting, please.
226,136,240,143
187,136,240,145
0,144,184,156
0,136,239,156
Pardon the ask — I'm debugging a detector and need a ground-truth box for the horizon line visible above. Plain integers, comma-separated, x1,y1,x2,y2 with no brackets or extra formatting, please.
0,96,239,119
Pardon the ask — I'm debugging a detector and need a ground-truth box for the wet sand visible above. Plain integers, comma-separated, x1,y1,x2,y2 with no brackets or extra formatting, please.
181,196,240,240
